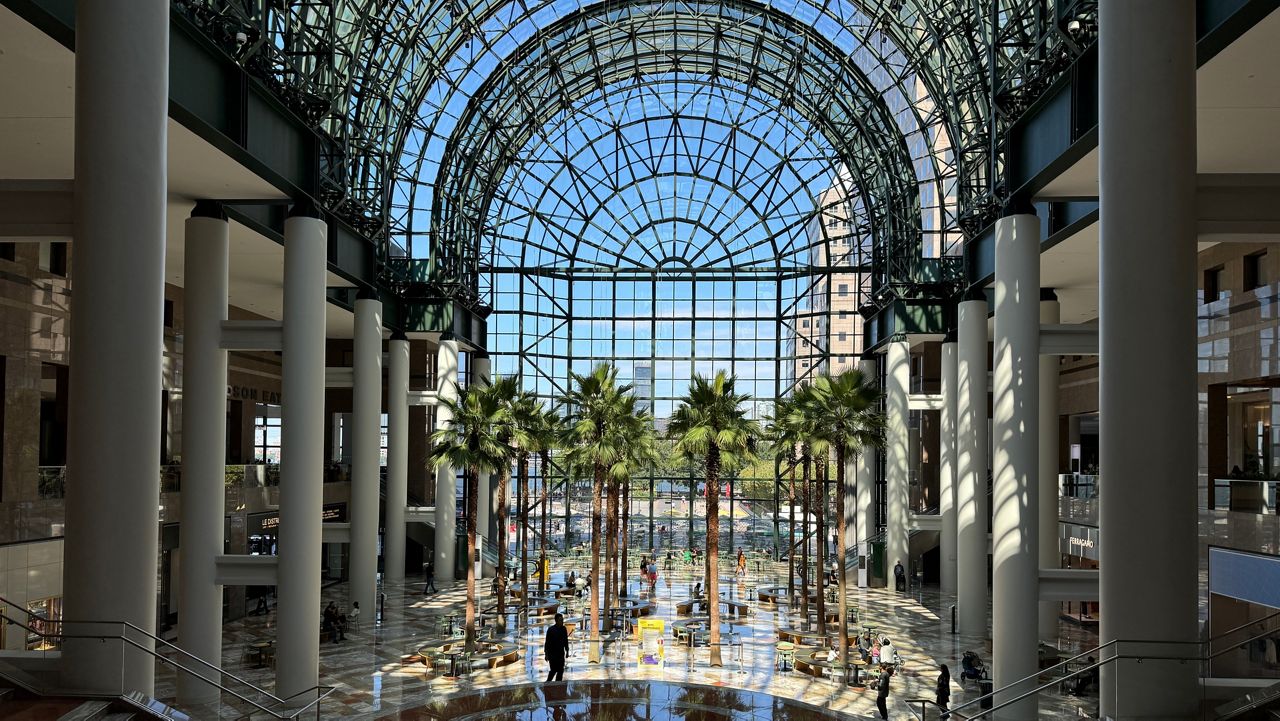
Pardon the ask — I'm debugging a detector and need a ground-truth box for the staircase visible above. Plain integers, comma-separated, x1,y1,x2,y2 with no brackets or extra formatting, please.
1213,679,1280,720
0,595,333,720
0,684,175,720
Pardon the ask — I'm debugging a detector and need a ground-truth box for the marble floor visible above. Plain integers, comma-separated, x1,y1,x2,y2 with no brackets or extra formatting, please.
154,560,1102,720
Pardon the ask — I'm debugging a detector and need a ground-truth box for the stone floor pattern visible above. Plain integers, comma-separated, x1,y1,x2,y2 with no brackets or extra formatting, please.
154,559,1102,720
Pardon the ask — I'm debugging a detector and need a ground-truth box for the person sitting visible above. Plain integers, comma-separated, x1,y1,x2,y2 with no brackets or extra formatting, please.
322,602,345,643
960,651,985,683
1070,657,1098,696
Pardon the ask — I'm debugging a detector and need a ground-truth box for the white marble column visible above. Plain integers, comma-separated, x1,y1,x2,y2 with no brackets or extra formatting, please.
276,209,328,702
350,295,383,617
434,335,460,582
940,336,958,595
855,357,878,588
1038,294,1061,640
384,333,410,581
1099,0,1199,716
956,297,989,637
992,211,1041,720
176,205,229,705
885,339,910,585
61,0,168,695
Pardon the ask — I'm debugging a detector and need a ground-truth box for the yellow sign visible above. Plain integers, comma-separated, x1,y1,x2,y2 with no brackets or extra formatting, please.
638,618,665,668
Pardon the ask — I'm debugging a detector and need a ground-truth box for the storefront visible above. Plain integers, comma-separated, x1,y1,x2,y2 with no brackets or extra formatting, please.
1060,522,1099,622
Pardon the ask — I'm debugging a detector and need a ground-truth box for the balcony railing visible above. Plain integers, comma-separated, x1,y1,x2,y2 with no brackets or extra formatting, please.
36,462,352,499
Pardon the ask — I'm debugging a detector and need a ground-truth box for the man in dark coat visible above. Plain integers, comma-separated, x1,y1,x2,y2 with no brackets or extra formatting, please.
877,666,894,719
544,613,570,682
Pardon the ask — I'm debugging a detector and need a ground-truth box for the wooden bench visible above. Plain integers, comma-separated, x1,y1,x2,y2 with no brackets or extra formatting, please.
794,649,847,680
778,627,831,647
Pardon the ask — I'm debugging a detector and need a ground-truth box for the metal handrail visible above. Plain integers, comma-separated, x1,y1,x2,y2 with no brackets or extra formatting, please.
0,593,284,703
1209,607,1280,645
939,638,1209,720
0,606,334,720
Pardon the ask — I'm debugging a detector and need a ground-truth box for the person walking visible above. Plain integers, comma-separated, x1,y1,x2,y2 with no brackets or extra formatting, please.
936,663,951,711
424,560,437,595
893,561,906,592
544,613,570,682
876,666,894,719
736,548,747,577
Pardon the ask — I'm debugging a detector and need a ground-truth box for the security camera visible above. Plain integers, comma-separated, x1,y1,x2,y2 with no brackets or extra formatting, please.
235,31,248,46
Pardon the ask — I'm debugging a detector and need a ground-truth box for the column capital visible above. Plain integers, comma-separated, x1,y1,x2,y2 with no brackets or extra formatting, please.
1000,196,1037,218
389,330,409,342
287,199,323,219
190,200,226,220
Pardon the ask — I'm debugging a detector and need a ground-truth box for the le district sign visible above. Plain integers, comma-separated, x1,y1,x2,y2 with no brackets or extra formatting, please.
227,385,282,405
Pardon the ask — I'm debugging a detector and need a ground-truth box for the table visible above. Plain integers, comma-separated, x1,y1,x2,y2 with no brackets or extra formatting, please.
776,642,796,672
248,640,274,669
443,649,465,678
850,658,867,687
607,606,629,631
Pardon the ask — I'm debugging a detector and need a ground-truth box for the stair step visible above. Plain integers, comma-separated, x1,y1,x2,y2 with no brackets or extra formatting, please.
0,697,87,720
58,699,111,720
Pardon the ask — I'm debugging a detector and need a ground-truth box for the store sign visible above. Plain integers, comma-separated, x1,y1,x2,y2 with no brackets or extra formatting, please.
1059,523,1099,560
227,385,281,404
258,503,347,531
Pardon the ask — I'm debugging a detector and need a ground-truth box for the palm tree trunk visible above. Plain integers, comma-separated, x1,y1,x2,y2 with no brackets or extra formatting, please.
539,451,551,595
815,458,826,637
589,464,605,662
496,467,510,633
620,479,630,597
604,476,619,629
706,447,723,667
836,444,850,680
465,466,480,653
801,448,811,628
787,457,796,603
520,452,530,625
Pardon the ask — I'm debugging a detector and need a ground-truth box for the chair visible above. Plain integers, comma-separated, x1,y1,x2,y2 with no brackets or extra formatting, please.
777,646,796,673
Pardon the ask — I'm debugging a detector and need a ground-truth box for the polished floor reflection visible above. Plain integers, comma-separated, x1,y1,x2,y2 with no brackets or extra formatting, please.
379,679,859,720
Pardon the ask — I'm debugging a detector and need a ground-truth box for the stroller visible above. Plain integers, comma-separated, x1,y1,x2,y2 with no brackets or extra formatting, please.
960,651,987,685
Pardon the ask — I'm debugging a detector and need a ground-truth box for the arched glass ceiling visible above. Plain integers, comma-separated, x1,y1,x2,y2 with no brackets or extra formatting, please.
401,0,964,304
178,1,1091,292
432,0,920,279
479,75,866,272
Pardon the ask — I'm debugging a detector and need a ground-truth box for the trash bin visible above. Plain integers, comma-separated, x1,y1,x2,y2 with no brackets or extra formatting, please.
978,679,994,710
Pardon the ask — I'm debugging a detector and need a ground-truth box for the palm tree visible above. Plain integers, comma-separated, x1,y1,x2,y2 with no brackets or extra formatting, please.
808,369,886,678
429,383,515,652
788,382,821,626
765,396,803,604
613,409,659,600
483,375,528,635
669,371,760,667
561,363,636,662
535,407,564,595
509,390,546,613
